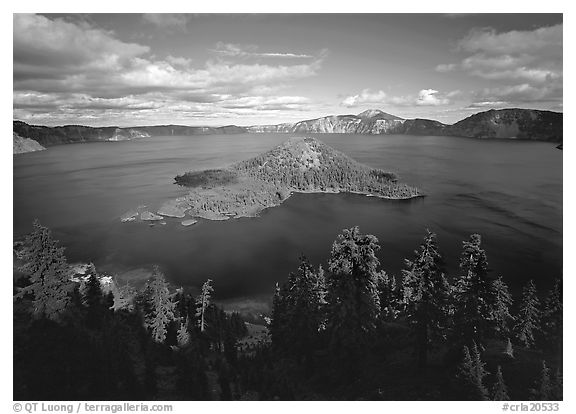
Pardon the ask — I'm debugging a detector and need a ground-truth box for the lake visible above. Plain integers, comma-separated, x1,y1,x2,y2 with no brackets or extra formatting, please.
13,133,562,316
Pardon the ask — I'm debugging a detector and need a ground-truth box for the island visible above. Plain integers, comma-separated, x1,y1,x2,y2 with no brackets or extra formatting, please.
123,137,422,224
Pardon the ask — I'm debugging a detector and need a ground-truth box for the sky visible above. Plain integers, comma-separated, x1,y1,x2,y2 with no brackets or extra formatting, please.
13,13,563,127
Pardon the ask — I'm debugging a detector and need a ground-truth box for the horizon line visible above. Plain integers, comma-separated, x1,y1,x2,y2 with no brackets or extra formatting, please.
12,106,563,129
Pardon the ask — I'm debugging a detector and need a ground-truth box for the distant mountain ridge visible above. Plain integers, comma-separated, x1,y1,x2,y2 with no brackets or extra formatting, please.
13,108,563,146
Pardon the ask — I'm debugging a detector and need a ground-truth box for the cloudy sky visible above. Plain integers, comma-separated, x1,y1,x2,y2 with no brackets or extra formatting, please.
13,13,562,127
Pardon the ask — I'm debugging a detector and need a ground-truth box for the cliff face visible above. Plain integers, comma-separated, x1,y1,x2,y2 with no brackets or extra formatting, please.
291,110,409,134
108,128,151,141
445,109,563,141
245,108,561,141
13,121,150,146
13,133,45,154
246,123,294,133
13,108,563,146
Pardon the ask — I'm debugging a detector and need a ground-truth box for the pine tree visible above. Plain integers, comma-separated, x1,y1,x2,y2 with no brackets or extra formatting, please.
274,256,326,358
177,316,190,347
542,279,562,344
84,271,105,329
377,271,401,320
144,267,176,343
452,234,496,344
514,279,541,348
457,344,489,400
471,342,489,400
491,276,514,337
492,365,510,400
270,282,286,347
15,220,74,321
326,227,381,356
532,361,552,400
402,230,450,370
196,279,214,332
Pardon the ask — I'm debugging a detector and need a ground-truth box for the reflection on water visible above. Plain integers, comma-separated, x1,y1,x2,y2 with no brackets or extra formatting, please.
13,134,562,314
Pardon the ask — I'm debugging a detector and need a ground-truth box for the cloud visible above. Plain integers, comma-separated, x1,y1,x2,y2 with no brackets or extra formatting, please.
474,83,562,104
14,13,149,80
342,88,454,108
416,89,450,106
466,101,510,109
341,89,387,107
435,63,457,72
458,24,562,55
436,24,562,106
13,14,326,125
142,14,191,32
211,42,314,59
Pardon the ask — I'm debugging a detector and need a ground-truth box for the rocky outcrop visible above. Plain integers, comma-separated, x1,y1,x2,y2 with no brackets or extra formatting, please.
291,110,409,134
245,108,561,141
140,211,164,221
108,128,150,141
245,123,294,133
13,133,45,154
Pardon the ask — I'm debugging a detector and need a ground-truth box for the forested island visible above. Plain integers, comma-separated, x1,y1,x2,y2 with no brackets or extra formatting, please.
13,222,562,400
121,137,421,225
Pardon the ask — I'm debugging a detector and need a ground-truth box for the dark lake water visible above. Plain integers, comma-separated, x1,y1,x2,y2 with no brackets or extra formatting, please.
13,133,562,316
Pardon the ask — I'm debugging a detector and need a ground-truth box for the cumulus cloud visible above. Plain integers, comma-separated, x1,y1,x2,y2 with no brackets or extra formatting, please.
416,89,450,106
436,24,562,106
342,88,454,108
341,89,387,107
13,14,325,125
458,24,562,55
14,13,149,80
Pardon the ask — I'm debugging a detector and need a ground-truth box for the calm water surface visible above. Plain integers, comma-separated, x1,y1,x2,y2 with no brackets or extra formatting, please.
13,133,562,314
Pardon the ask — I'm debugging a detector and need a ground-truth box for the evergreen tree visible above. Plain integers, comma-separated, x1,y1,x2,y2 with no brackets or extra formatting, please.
492,365,510,401
456,344,489,400
490,276,514,338
270,282,287,347
532,361,552,401
452,234,496,344
402,230,450,370
377,271,401,320
84,266,105,329
177,316,190,347
542,279,562,344
15,221,74,321
110,280,136,312
471,342,489,400
514,279,541,348
196,279,214,332
326,227,381,356
274,256,325,358
144,267,176,343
